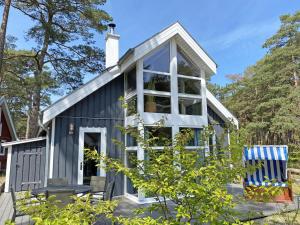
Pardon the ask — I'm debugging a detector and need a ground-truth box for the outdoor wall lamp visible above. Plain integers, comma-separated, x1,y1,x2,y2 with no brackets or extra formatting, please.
69,122,74,135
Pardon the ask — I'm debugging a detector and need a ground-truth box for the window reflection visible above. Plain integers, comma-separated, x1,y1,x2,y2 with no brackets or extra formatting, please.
126,151,138,195
144,72,170,92
179,98,202,115
144,95,171,113
126,67,136,94
127,96,137,116
144,127,172,146
143,43,170,73
177,47,200,77
178,77,201,95
179,128,202,146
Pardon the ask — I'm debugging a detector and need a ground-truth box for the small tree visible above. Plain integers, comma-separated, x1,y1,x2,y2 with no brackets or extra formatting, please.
86,117,252,224
6,193,118,225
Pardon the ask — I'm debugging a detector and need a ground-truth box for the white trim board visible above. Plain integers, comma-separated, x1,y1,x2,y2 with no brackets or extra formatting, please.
4,146,12,192
42,22,217,125
206,89,238,127
1,136,46,147
77,127,107,185
49,118,55,178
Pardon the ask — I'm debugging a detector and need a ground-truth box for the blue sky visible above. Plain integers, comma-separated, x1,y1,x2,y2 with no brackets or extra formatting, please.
2,0,299,87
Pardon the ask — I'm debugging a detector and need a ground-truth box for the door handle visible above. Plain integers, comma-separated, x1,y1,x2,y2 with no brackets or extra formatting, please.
80,162,83,170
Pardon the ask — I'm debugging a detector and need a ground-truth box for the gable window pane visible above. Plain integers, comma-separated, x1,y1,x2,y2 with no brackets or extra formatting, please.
126,67,136,94
144,72,170,92
179,98,202,115
145,127,172,146
127,96,137,116
177,47,200,77
178,78,201,95
143,44,170,73
144,95,171,113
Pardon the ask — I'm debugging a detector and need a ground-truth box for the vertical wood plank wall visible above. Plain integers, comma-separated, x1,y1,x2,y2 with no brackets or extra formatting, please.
9,140,46,191
53,75,125,195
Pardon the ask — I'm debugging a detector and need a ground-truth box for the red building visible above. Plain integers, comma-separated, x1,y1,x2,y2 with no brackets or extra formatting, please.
0,97,17,173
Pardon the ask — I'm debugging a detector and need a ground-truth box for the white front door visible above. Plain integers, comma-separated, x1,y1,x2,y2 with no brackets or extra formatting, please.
78,127,107,185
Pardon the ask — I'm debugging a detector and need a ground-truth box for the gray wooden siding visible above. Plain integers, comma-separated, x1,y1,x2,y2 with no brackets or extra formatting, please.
53,75,125,195
9,139,47,192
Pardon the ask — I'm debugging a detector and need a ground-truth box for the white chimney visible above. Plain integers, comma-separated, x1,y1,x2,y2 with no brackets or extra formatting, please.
105,23,120,68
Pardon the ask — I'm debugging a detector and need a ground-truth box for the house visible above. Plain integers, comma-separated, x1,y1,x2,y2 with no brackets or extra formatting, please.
3,22,238,203
0,97,18,173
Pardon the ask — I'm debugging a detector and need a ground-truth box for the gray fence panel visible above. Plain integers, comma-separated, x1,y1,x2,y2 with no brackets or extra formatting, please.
9,139,46,191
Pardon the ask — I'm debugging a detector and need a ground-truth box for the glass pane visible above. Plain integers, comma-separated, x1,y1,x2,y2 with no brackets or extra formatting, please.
83,132,101,185
144,95,171,113
144,72,170,92
179,98,202,115
126,67,136,94
179,128,202,146
127,96,137,116
177,47,200,77
126,127,138,147
178,77,201,95
143,43,170,73
126,151,138,195
145,127,172,146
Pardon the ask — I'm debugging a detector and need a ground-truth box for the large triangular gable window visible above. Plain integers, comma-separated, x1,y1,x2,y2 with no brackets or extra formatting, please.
177,46,200,77
143,43,170,73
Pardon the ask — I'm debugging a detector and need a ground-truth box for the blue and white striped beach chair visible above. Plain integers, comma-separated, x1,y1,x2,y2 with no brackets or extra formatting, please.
243,145,288,187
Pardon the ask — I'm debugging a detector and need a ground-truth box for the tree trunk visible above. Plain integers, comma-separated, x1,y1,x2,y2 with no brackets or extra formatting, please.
0,0,11,85
25,12,52,138
292,55,299,87
25,86,41,138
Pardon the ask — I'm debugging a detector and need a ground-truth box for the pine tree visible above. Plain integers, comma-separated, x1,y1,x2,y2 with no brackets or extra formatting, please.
7,0,112,138
219,11,300,165
0,0,11,84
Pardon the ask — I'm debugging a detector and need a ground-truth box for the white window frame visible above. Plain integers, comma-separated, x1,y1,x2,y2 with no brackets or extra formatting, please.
143,69,171,76
124,38,209,203
78,127,107,185
142,42,172,115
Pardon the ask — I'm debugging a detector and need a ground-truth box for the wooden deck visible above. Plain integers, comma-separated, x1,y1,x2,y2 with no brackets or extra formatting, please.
0,192,33,225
